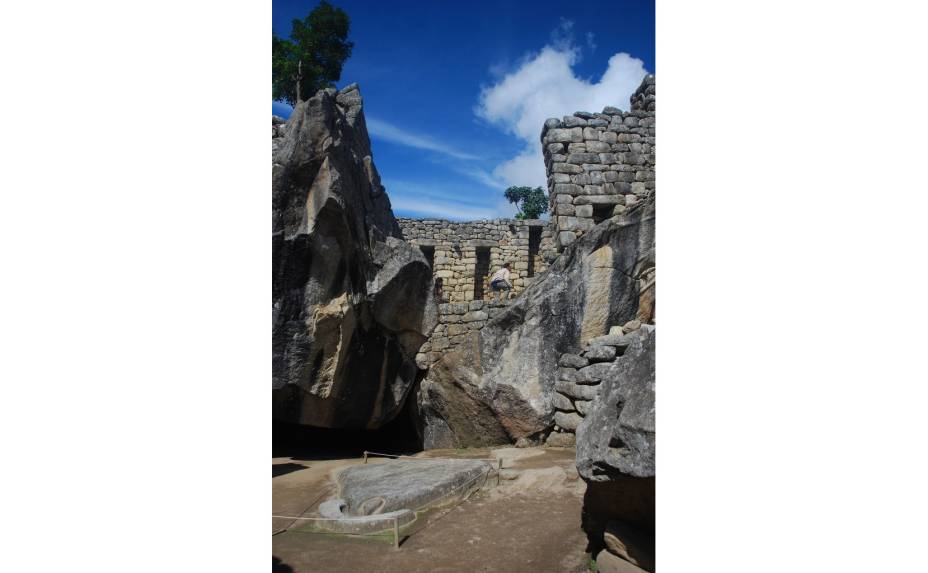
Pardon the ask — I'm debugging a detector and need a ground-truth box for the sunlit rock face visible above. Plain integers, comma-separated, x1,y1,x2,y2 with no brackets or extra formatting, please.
415,203,654,448
272,84,437,429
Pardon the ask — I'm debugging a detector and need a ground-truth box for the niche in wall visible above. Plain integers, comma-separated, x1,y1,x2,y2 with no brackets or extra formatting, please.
474,247,491,300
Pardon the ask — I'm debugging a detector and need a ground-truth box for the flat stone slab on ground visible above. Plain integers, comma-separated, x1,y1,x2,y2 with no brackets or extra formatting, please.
336,458,492,516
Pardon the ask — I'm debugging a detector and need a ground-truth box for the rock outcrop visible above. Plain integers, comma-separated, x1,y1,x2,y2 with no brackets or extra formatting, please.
575,327,655,481
415,202,654,448
272,84,438,429
571,316,655,570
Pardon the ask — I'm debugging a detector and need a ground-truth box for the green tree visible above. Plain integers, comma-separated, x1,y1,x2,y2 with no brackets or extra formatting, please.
504,186,549,220
272,1,354,106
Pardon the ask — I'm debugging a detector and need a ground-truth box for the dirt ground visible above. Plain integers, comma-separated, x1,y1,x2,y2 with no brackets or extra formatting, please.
272,446,591,573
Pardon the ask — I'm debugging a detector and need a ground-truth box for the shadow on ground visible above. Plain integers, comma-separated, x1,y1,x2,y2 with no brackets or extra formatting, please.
272,556,294,572
272,462,308,478
273,408,423,461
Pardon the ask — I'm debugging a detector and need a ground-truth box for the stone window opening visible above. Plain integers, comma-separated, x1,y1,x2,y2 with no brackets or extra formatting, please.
527,226,542,277
419,245,435,269
592,204,612,225
474,247,491,300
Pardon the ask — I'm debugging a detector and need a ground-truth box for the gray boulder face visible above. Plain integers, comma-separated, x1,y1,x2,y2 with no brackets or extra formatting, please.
576,328,655,481
416,204,655,448
272,84,438,429
336,459,491,515
576,328,655,562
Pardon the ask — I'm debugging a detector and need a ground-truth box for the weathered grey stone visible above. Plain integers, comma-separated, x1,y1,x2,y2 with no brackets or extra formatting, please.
558,353,589,368
574,195,624,205
546,431,576,448
622,319,641,332
575,204,594,218
554,411,583,432
575,399,593,416
314,500,415,534
585,344,617,362
568,152,601,165
586,333,635,349
555,203,576,216
461,310,489,322
553,393,575,411
545,128,574,143
558,367,578,382
555,378,599,401
576,362,614,384
552,162,583,174
273,86,437,430
576,328,655,480
337,458,490,515
563,116,588,127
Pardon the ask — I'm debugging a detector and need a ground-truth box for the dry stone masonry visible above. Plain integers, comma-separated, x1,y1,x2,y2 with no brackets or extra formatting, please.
547,321,653,447
415,299,511,368
542,75,655,251
398,218,555,303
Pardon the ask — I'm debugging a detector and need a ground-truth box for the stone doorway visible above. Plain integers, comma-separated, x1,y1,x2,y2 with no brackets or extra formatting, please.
419,245,435,269
527,226,542,277
474,247,491,300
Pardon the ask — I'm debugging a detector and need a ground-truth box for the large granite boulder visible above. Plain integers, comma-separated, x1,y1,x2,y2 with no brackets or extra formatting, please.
576,328,655,481
273,84,438,429
415,203,655,448
576,327,655,565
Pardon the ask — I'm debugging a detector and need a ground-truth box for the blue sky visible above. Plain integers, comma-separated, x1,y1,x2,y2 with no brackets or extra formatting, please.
273,0,655,220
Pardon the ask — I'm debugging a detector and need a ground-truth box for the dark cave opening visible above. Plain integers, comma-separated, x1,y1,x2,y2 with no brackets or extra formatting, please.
272,389,423,460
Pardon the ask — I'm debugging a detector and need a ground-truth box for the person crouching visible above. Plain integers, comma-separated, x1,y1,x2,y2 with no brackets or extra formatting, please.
489,262,513,302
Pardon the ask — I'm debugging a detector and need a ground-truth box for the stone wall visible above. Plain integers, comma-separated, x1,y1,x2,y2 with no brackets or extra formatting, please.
547,320,652,446
542,75,655,251
398,218,555,303
414,299,510,368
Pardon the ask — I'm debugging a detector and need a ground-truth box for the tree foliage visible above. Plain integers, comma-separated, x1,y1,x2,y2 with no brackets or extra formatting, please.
504,186,549,220
272,1,354,106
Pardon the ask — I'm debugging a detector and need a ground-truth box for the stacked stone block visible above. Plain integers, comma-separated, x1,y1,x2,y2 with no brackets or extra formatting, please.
415,299,511,368
541,75,655,252
546,321,654,447
398,218,555,303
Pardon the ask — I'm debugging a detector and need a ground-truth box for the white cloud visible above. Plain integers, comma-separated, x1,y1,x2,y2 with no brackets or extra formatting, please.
389,196,498,221
385,179,501,221
367,117,480,161
451,165,507,190
475,37,648,189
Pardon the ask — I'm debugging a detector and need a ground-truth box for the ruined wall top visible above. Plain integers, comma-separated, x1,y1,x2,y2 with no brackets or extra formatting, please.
541,75,655,251
630,74,655,112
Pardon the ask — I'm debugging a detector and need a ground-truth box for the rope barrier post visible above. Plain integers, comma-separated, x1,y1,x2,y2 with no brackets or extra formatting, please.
393,517,400,550
497,458,502,487
363,451,368,464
